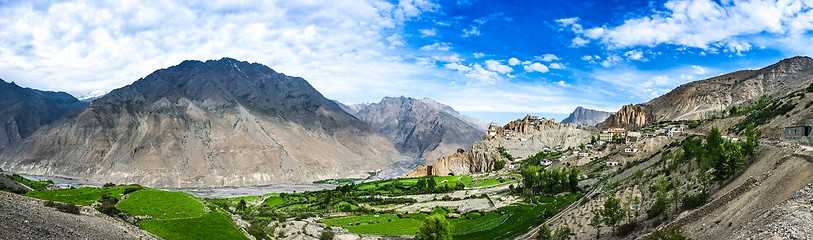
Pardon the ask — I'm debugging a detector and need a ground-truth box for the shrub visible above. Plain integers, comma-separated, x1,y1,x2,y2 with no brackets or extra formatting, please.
681,192,707,210
617,221,638,236
648,226,691,240
320,226,335,240
103,182,116,188
123,186,143,194
55,202,81,214
467,212,482,219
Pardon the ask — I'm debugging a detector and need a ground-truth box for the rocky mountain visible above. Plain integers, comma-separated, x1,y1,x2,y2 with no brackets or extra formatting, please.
561,106,613,126
0,80,86,150
353,97,485,163
601,56,813,130
0,58,402,188
407,115,596,177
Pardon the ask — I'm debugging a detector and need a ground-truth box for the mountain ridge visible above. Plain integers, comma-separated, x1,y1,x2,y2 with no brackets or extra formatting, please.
0,58,402,188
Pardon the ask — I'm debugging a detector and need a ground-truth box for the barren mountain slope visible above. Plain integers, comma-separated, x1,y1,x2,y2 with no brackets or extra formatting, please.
0,80,86,150
601,56,813,129
0,58,402,188
355,97,484,163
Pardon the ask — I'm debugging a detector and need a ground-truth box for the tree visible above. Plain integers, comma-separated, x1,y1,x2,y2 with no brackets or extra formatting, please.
601,193,625,232
728,106,738,116
742,123,762,156
494,160,505,171
591,136,597,144
589,210,603,239
537,224,553,240
416,215,452,240
238,199,247,211
320,226,335,240
553,226,572,240
580,143,586,150
427,177,437,190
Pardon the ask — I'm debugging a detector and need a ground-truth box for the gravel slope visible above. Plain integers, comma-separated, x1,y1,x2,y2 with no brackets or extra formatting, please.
0,191,157,240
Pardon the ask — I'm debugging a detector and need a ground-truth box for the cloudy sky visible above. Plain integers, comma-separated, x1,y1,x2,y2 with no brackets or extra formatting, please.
2,0,813,124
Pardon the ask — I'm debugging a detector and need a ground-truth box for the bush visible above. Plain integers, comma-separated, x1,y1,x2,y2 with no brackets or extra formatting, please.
123,186,143,194
617,221,638,236
681,192,707,210
320,226,335,240
467,212,482,219
103,182,116,188
648,226,691,240
55,202,81,214
0,184,28,194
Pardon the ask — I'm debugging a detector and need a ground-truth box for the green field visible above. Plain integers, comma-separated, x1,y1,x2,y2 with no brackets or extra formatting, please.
323,194,580,239
261,193,284,207
24,185,137,205
6,174,53,191
117,189,207,219
139,211,247,240
117,189,247,240
322,214,424,235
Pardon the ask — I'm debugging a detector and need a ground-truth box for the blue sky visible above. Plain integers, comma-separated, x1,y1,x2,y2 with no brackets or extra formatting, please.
1,0,812,124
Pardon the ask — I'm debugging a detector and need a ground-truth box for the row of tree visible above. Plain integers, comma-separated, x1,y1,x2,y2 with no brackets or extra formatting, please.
682,124,761,182
520,166,579,195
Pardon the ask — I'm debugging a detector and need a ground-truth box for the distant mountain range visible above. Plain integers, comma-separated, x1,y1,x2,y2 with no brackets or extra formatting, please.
0,80,85,150
601,56,813,130
560,106,612,126
349,97,486,163
0,58,402,188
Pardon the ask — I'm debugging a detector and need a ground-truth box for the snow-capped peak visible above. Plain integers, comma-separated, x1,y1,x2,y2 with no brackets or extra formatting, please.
76,90,109,102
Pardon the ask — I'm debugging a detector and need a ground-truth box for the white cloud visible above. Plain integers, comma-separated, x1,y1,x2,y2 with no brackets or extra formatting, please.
566,0,813,53
462,26,480,37
624,50,646,61
0,0,442,99
537,54,560,62
524,62,549,73
484,59,512,74
472,52,485,58
601,55,623,67
581,55,594,60
508,58,520,66
549,63,565,70
420,42,452,51
433,53,463,63
419,28,436,37
466,63,500,84
571,37,589,47
555,17,580,27
691,65,706,75
444,62,471,72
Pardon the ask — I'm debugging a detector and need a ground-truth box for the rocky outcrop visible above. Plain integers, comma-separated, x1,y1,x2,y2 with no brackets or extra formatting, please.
561,106,613,126
354,97,485,163
407,115,596,177
0,80,86,150
406,141,506,177
600,104,653,130
600,56,813,130
0,58,402,188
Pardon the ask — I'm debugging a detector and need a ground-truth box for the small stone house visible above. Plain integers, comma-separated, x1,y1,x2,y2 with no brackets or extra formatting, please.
781,119,813,144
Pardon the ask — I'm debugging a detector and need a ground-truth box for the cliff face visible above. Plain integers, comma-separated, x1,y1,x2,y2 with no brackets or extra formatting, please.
406,115,596,177
600,56,813,129
600,104,653,130
354,97,484,163
561,106,613,126
0,80,86,150
0,58,402,188
405,141,506,177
